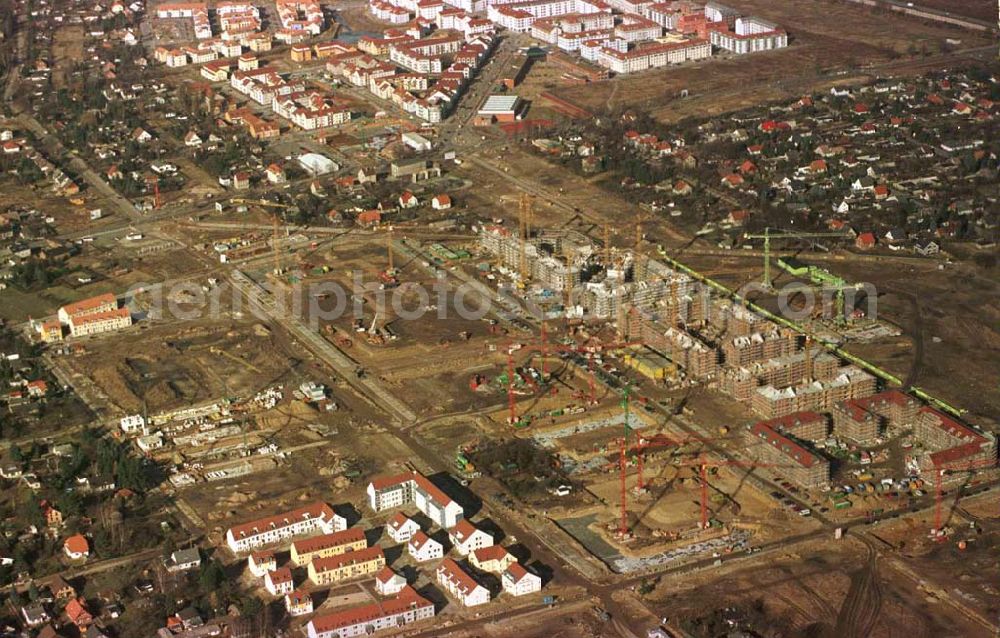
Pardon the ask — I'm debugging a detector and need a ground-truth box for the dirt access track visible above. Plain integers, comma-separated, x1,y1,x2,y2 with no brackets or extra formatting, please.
553,0,994,123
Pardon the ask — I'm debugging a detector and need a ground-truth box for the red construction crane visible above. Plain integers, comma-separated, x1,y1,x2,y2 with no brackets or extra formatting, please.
929,456,996,538
668,453,788,530
508,336,641,425
632,433,723,491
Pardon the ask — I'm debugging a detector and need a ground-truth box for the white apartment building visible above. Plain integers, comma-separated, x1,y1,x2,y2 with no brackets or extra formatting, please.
226,502,346,553
306,587,434,638
408,530,444,562
68,308,132,337
437,559,491,607
448,519,493,556
366,471,464,529
502,563,542,596
386,513,421,543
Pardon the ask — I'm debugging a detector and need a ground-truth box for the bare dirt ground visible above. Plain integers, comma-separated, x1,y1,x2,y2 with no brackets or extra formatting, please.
51,25,84,90
553,0,992,123
63,318,299,413
908,0,996,21
645,534,993,637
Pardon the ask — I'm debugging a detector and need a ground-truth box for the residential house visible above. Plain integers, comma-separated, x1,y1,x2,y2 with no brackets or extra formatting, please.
502,562,541,596
855,232,876,250
436,558,490,607
266,163,287,184
285,590,314,616
232,171,251,190
431,194,452,210
305,586,434,638
168,548,202,572
265,567,295,596
366,471,464,529
470,545,516,573
407,530,443,562
386,513,420,544
225,502,345,553
248,550,277,577
375,567,407,596
46,575,75,601
290,527,367,566
21,603,50,628
63,535,90,561
399,191,419,209
65,597,93,628
448,519,493,556
308,547,386,586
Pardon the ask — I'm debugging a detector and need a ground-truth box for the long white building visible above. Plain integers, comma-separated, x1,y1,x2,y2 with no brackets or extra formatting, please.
226,502,346,553
596,37,711,74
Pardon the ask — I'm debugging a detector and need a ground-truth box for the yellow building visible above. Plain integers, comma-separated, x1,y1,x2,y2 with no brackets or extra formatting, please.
469,546,516,573
37,320,63,343
308,547,385,586
624,348,677,381
290,528,366,566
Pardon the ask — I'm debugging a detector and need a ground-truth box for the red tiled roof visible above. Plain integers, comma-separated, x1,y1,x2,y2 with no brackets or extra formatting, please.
750,422,819,468
409,530,436,551
292,528,365,555
61,293,117,318
267,567,293,584
228,502,335,541
311,546,384,573
503,561,530,582
472,545,510,563
375,566,399,584
437,558,481,594
64,534,89,555
448,519,479,542
760,411,824,431
70,307,130,327
308,586,431,634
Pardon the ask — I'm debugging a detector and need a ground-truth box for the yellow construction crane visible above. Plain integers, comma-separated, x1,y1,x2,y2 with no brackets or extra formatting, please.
743,227,848,288
230,198,298,275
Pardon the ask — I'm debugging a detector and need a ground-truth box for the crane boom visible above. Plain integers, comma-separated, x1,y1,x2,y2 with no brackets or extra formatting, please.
743,227,848,288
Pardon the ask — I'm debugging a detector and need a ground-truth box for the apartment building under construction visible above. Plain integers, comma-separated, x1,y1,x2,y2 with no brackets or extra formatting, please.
751,365,877,418
721,351,840,401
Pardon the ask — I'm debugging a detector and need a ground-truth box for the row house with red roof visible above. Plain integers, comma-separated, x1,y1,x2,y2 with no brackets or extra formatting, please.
436,558,491,606
595,38,711,74
308,546,387,585
230,68,304,105
833,389,920,443
276,0,324,35
371,0,412,23
272,90,353,130
290,527,367,566
225,501,346,553
306,586,434,638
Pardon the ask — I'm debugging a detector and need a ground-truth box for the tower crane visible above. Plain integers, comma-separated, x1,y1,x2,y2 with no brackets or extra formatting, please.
742,227,849,289
929,456,996,539
230,198,298,275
